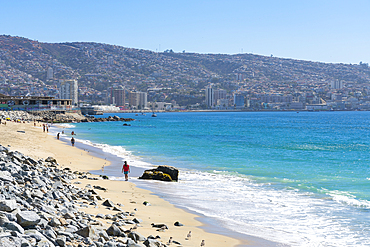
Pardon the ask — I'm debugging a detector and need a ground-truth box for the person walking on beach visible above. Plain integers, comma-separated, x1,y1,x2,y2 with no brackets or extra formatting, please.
57,133,60,140
71,137,75,147
121,161,130,181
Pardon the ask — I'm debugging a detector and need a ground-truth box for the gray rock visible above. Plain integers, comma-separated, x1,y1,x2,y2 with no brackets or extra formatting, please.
98,230,110,241
151,223,168,229
96,213,105,219
106,224,122,236
127,239,146,247
0,200,17,212
24,229,44,241
16,211,41,227
32,178,46,187
36,238,55,247
174,221,184,226
42,229,57,239
31,190,44,199
102,200,115,208
94,242,104,247
55,236,66,247
4,221,25,234
4,212,17,222
75,225,99,239
0,236,23,247
128,231,146,242
143,239,162,247
64,225,78,233
0,213,10,225
45,157,56,163
63,212,75,219
48,217,61,227
133,218,142,224
55,231,74,240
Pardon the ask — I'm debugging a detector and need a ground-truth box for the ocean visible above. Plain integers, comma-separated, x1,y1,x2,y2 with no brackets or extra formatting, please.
54,111,370,246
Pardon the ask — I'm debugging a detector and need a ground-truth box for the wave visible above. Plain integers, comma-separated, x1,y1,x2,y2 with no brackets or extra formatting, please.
54,123,76,129
74,139,154,170
144,169,370,246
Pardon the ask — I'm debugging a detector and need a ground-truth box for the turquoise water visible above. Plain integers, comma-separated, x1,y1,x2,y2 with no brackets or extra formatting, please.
58,111,370,246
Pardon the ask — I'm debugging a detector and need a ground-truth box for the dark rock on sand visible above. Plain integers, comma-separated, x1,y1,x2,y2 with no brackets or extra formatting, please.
106,224,122,236
75,225,99,239
139,165,179,182
151,223,168,229
102,199,115,207
174,221,184,226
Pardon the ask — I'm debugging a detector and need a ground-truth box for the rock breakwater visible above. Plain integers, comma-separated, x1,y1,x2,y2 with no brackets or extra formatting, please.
0,111,135,124
0,145,170,247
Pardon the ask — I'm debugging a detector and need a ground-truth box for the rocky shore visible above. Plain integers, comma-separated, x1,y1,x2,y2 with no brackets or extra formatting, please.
0,145,175,247
0,111,134,123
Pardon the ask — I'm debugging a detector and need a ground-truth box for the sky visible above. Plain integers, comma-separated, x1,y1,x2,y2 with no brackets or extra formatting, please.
1,0,369,64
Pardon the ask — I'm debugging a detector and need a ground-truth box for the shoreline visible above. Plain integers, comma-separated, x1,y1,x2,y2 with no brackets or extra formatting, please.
0,120,245,246
51,123,283,247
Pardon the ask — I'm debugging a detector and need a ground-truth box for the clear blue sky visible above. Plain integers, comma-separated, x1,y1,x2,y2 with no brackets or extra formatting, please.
1,0,369,64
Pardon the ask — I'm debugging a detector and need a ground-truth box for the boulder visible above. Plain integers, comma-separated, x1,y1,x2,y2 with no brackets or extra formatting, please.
16,211,41,227
4,221,25,234
139,166,178,182
102,199,115,207
156,166,179,181
174,221,184,226
106,224,122,236
75,225,99,239
128,231,146,242
0,199,17,212
55,236,67,247
151,223,168,229
0,171,14,182
127,239,146,247
45,157,57,163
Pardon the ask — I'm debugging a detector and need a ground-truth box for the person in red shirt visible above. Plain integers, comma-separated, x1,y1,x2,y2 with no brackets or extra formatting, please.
121,161,130,181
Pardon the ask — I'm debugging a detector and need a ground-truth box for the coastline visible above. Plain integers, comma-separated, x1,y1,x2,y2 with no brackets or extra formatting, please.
0,120,245,246
52,122,284,247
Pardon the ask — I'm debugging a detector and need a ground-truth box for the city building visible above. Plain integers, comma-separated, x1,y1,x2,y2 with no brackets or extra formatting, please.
46,67,53,80
58,79,78,106
214,89,227,103
205,85,214,107
110,87,125,106
107,56,114,65
234,94,245,108
128,91,147,109
331,80,343,90
0,93,72,110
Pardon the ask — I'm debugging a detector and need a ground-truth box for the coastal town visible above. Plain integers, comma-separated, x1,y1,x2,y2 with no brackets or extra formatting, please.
1,35,370,112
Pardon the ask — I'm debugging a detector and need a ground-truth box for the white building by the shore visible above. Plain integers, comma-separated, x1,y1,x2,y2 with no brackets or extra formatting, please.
58,79,78,106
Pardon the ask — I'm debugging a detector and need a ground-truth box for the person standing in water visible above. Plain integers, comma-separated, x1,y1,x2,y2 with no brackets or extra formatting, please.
121,161,130,181
71,137,75,147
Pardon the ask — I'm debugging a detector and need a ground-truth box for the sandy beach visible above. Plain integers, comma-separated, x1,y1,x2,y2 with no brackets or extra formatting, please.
0,120,245,247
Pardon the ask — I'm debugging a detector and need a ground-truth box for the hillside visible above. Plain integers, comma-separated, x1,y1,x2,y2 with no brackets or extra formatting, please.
0,35,370,105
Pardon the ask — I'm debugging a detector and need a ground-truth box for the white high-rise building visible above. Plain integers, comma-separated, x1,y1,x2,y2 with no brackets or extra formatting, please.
46,67,53,80
59,79,78,105
128,91,147,109
205,85,214,107
138,92,147,109
331,81,343,90
214,89,227,103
